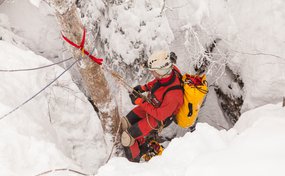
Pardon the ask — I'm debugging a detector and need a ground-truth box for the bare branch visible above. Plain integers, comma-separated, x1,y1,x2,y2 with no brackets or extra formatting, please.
160,0,166,15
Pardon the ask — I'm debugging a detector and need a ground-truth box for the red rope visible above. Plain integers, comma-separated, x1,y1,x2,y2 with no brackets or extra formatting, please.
61,28,103,65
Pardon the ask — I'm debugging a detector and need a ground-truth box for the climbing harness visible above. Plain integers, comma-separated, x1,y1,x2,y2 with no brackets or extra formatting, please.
146,113,164,133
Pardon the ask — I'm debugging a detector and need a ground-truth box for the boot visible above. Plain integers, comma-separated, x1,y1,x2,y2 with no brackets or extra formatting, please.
121,116,131,131
121,130,135,147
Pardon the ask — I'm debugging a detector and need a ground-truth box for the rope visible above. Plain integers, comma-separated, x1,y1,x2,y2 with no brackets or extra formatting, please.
103,65,134,91
0,58,80,121
102,65,154,105
34,168,93,176
185,76,209,94
193,81,208,94
105,119,122,163
0,57,73,72
146,113,164,132
0,29,100,121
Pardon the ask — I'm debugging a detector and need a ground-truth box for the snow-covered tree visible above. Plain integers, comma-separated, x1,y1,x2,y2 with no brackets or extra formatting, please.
43,0,121,147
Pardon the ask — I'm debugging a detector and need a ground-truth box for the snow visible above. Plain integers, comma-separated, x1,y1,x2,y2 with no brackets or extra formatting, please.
1,0,285,175
0,0,64,60
0,118,78,176
29,0,41,8
226,0,285,112
0,41,106,175
198,87,231,129
99,0,174,64
97,103,285,176
0,13,9,27
166,0,285,113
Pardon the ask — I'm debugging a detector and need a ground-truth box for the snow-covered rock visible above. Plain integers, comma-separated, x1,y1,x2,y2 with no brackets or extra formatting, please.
0,41,106,175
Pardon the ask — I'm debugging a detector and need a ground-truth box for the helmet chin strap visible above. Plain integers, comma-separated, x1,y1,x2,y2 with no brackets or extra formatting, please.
156,66,173,79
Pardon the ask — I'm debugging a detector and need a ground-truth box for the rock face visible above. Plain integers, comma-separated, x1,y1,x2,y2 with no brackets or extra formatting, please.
215,66,244,126
193,39,244,129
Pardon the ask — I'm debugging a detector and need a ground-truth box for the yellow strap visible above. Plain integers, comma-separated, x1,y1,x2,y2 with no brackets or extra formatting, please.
81,47,85,57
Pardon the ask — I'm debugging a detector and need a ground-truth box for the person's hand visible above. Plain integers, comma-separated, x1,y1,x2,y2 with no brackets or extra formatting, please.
133,85,145,93
129,92,143,105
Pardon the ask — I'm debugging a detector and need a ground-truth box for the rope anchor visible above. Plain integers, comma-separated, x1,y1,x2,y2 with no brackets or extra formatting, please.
61,28,103,65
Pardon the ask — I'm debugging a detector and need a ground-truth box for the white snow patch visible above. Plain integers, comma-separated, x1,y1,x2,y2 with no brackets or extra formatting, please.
96,103,285,176
29,0,41,8
0,41,106,175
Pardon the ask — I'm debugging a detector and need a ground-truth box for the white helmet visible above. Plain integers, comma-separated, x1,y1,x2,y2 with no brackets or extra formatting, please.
147,50,173,76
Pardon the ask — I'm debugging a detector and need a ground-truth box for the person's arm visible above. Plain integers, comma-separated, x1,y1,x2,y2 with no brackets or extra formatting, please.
139,91,182,121
141,79,156,92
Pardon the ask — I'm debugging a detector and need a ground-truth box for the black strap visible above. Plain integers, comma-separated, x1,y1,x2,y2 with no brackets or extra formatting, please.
160,69,184,103
187,103,193,117
159,85,183,128
151,70,176,95
158,71,183,129
172,69,183,82
161,85,183,102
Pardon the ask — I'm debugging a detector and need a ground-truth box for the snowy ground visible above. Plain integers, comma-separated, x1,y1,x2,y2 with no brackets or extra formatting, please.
97,103,285,176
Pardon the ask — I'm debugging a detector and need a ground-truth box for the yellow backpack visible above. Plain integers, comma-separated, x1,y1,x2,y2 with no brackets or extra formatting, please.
160,72,208,129
175,74,208,128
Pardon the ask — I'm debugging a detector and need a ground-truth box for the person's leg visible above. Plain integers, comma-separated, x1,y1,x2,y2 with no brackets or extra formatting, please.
126,106,147,124
123,140,141,162
122,114,160,162
128,114,159,139
121,106,147,131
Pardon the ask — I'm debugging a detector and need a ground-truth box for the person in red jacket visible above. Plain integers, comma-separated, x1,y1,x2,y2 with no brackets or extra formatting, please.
120,50,184,162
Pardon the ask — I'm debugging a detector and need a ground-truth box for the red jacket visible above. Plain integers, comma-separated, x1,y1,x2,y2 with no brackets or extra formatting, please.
140,66,183,121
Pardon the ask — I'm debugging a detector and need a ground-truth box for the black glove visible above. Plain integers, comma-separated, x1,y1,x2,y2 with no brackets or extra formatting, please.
133,85,145,93
129,92,142,105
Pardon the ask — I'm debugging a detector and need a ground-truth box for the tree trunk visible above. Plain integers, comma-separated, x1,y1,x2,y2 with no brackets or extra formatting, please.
283,97,285,107
0,0,5,5
44,0,120,142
